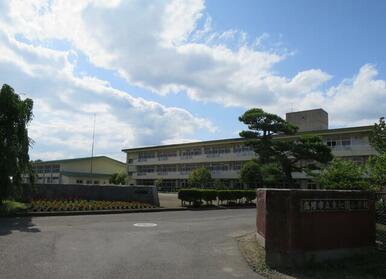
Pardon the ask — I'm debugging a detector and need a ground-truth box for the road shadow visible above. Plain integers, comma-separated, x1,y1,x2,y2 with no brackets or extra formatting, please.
237,232,386,279
0,217,40,236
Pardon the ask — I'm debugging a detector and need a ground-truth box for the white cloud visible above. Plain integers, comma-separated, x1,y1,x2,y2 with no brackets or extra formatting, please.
0,16,215,161
9,0,383,124
324,64,386,126
0,0,385,162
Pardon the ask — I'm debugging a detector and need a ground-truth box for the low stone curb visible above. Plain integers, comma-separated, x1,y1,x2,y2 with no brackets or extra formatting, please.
188,205,256,211
5,207,188,217
1,205,255,218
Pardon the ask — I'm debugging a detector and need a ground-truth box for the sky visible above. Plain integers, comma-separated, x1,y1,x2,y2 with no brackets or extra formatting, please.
0,0,386,162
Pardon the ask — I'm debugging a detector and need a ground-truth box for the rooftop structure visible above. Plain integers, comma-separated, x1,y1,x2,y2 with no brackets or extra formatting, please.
286,108,328,132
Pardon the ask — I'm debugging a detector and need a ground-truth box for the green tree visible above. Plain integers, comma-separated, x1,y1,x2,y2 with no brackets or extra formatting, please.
0,84,34,203
154,178,163,189
239,108,333,187
109,172,127,185
317,158,371,190
240,160,261,188
239,108,298,164
188,167,212,188
259,162,285,187
368,154,386,191
213,179,226,189
369,117,386,154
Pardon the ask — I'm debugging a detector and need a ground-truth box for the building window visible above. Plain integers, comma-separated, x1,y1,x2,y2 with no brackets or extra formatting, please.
326,138,351,148
44,165,52,173
137,166,155,173
158,150,178,160
86,180,92,184
76,179,83,184
326,139,337,147
204,145,231,157
342,139,351,147
138,152,155,162
180,148,201,157
52,164,60,172
208,163,229,172
94,180,99,184
230,161,244,170
157,165,177,174
233,144,253,153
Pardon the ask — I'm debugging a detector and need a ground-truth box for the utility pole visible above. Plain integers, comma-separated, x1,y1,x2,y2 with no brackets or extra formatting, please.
90,113,96,178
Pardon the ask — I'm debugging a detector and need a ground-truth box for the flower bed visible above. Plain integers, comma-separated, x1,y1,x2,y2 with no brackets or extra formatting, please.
30,199,155,212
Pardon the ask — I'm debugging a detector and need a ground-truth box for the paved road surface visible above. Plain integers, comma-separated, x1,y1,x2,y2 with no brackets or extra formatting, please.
0,209,261,279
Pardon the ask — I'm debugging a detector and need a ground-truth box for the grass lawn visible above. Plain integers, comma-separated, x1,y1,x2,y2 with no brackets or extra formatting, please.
237,232,386,279
0,200,28,216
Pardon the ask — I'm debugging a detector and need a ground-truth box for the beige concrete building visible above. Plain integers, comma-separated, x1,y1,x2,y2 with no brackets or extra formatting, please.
286,108,328,132
29,156,126,185
122,109,378,191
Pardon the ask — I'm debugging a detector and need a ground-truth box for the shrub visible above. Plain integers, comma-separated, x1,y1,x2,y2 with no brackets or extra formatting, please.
217,190,230,204
201,189,217,205
368,154,386,191
318,158,370,190
178,189,257,207
376,199,385,210
178,189,202,206
244,190,256,203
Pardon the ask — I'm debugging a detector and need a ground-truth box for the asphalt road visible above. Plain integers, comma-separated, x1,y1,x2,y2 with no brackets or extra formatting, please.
0,209,261,279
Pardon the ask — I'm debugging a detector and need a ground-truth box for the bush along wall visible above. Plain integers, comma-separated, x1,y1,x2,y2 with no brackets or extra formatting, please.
178,189,256,207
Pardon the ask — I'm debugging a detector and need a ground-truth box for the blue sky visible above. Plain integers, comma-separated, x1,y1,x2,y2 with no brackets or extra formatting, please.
0,0,385,161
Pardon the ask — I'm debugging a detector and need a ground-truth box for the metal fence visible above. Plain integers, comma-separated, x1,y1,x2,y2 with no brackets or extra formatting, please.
376,192,386,251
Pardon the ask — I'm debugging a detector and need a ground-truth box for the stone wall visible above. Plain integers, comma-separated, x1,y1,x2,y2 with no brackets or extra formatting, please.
21,184,159,206
256,189,376,267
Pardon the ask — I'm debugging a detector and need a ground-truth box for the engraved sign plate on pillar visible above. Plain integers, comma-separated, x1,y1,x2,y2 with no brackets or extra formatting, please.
300,199,369,212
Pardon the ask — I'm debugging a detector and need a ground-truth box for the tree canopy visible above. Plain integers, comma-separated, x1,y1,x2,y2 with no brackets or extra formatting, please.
239,108,333,187
0,84,34,202
368,153,386,191
109,172,127,185
240,160,261,188
317,158,376,191
370,117,386,154
187,167,212,188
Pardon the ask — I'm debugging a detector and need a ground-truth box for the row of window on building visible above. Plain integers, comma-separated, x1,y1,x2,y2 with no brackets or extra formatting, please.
136,144,254,161
32,164,60,173
136,161,244,175
37,176,59,183
134,137,363,162
325,138,351,148
75,179,106,185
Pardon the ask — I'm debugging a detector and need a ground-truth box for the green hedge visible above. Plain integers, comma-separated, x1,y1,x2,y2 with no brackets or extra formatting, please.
178,189,256,206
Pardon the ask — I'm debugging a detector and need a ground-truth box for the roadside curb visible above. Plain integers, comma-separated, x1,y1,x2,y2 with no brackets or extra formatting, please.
1,205,255,218
2,207,188,218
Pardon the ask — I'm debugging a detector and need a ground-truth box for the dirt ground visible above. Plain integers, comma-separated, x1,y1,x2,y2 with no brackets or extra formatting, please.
158,193,182,208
